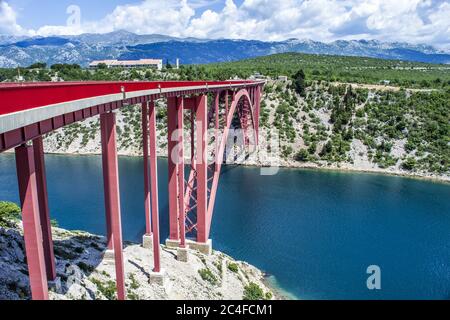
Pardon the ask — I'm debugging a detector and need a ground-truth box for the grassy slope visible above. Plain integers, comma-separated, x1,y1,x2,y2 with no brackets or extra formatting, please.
200,52,450,89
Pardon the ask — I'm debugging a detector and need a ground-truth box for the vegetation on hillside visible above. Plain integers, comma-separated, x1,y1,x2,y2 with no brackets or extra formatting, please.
1,52,449,89
200,53,450,89
262,80,449,174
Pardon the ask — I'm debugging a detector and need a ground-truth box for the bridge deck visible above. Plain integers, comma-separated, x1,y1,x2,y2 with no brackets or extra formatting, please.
0,81,264,154
0,81,259,133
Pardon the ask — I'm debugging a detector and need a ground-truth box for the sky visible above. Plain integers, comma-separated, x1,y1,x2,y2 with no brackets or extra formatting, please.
1,0,449,50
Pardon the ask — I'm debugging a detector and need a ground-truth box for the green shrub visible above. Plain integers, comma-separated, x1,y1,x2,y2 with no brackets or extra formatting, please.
77,261,94,273
295,149,309,162
227,262,239,273
0,202,21,227
0,201,21,220
128,291,139,300
198,268,218,285
129,273,140,290
402,157,417,171
51,219,59,227
243,282,265,300
91,278,117,300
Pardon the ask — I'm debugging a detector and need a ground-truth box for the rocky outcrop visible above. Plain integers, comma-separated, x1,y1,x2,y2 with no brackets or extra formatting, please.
0,220,275,300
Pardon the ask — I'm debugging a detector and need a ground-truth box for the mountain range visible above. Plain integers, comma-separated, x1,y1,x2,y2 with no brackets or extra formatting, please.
0,30,449,68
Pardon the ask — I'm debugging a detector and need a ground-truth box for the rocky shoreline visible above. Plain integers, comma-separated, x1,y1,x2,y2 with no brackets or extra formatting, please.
27,148,450,184
0,219,278,300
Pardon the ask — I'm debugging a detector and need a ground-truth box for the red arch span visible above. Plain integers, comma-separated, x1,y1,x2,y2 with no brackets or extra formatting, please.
203,88,259,240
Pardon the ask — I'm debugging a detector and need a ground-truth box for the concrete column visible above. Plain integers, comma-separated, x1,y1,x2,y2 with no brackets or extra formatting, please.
142,101,152,247
149,269,168,287
214,92,220,172
176,97,186,249
165,239,212,256
15,144,49,300
255,85,261,144
188,239,213,256
32,136,56,281
142,233,154,249
101,113,113,250
100,112,126,300
195,95,208,244
167,97,179,241
149,101,162,273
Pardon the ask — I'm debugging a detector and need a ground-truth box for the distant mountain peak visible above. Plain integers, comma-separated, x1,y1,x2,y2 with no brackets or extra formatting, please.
0,32,448,67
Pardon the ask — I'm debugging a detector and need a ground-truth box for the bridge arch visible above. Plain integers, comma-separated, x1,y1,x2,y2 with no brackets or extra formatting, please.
179,88,261,244
222,88,258,150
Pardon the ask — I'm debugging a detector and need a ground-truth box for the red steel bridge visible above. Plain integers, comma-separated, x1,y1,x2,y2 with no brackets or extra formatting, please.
0,80,264,300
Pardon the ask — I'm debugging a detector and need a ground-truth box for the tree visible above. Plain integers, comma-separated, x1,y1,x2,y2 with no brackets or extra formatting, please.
51,63,81,71
28,62,47,69
308,142,317,155
402,157,417,171
295,149,309,162
293,69,306,97
320,141,333,156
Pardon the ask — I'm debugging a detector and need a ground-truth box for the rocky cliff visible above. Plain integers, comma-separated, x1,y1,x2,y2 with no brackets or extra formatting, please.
0,217,275,300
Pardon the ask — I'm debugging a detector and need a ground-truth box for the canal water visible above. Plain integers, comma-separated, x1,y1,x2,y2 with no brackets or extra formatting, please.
0,153,449,300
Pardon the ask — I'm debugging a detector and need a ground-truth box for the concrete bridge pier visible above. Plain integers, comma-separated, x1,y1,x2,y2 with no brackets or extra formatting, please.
32,136,56,281
100,111,126,300
165,239,213,256
142,101,153,250
15,144,50,300
143,100,164,283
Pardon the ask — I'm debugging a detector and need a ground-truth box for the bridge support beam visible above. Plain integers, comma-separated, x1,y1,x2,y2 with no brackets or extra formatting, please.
148,101,162,273
167,98,180,242
176,97,186,249
254,85,261,144
32,137,56,281
142,102,153,249
100,112,126,300
15,144,49,300
101,114,113,250
196,95,209,244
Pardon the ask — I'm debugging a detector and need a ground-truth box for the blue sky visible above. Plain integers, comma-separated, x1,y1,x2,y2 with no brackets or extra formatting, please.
9,0,135,29
8,0,242,29
1,0,449,50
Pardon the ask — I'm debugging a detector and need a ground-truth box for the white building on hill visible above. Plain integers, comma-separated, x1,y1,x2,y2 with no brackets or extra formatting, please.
89,59,163,70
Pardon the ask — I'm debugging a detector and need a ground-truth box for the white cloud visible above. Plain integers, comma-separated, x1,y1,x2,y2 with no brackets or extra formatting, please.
1,0,449,49
184,0,450,48
0,0,25,35
33,0,195,37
